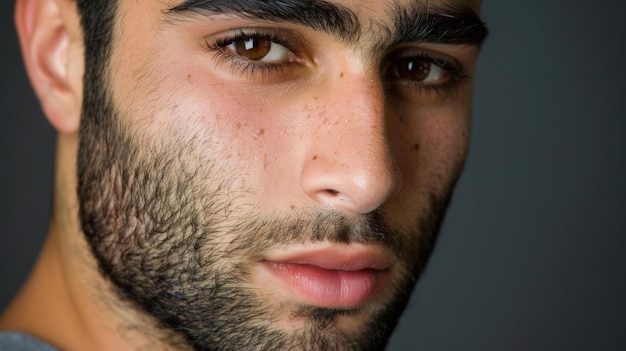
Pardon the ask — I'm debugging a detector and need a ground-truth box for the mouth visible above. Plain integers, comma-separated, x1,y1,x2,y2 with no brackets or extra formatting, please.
259,244,391,309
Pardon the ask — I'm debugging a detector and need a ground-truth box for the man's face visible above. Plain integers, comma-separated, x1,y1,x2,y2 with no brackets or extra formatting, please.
77,0,485,350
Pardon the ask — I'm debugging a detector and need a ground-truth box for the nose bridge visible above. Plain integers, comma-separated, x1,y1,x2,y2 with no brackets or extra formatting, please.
299,71,400,215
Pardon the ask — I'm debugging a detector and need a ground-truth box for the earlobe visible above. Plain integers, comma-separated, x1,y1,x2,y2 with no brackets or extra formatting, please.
15,0,84,134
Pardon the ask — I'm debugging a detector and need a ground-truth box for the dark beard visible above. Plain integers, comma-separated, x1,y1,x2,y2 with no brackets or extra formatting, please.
76,75,455,351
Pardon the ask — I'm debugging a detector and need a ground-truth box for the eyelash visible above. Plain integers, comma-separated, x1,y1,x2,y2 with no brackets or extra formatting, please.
203,29,468,98
385,51,469,97
205,29,303,80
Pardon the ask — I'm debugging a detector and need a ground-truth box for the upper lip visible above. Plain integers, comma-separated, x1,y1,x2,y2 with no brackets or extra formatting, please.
261,243,391,271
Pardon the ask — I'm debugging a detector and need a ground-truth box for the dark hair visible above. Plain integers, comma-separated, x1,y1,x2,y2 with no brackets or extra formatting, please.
74,0,118,98
75,0,117,64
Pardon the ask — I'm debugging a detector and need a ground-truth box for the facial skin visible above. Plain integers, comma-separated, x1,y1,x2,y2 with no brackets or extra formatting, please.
5,0,486,350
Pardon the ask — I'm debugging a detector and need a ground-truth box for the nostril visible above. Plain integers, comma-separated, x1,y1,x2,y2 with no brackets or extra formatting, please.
300,150,399,214
317,189,355,208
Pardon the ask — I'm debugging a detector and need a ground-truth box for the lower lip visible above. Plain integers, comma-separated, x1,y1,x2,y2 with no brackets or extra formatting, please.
262,262,382,308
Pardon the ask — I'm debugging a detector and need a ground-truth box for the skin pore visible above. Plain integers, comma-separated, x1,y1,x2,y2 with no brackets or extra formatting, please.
1,0,486,350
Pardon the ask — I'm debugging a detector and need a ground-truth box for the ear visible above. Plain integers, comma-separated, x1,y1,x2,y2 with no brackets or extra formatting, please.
15,0,84,134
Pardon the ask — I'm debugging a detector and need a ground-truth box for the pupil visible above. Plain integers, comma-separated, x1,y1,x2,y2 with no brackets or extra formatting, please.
398,58,431,81
235,37,271,60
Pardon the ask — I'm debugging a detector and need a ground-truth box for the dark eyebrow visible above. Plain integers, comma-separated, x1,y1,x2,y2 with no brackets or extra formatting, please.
388,2,489,48
166,0,361,43
165,0,488,48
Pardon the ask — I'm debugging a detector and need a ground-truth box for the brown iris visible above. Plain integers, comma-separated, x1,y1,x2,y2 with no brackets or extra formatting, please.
234,37,272,61
396,57,432,82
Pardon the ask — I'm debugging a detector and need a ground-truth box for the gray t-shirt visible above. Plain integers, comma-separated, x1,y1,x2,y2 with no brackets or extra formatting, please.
0,333,57,351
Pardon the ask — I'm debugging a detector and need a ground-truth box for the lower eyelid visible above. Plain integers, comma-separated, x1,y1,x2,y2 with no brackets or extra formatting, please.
212,48,308,84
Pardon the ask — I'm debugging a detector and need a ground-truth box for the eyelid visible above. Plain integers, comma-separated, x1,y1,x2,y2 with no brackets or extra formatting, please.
384,47,467,80
205,27,308,59
381,46,471,102
203,27,311,82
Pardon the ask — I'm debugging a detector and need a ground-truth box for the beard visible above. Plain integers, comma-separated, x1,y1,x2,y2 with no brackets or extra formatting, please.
76,73,456,351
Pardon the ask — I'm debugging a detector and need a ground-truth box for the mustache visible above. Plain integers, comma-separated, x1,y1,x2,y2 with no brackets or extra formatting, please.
225,208,407,258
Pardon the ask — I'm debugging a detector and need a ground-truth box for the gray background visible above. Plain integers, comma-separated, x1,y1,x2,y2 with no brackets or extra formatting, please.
1,1,625,350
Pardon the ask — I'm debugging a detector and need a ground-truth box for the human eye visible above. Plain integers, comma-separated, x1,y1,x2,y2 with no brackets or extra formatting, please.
204,28,307,82
384,48,469,102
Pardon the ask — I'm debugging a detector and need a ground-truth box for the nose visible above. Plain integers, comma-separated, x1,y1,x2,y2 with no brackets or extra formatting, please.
300,73,401,215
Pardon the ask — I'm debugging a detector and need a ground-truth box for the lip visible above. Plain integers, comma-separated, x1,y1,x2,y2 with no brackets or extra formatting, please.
260,244,391,308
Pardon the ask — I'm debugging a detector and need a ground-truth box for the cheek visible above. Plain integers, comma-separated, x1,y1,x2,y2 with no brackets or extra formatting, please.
391,104,470,190
382,104,469,229
115,60,301,197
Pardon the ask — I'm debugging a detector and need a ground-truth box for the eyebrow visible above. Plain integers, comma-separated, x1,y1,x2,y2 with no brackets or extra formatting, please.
166,0,488,48
166,0,360,42
388,2,489,48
